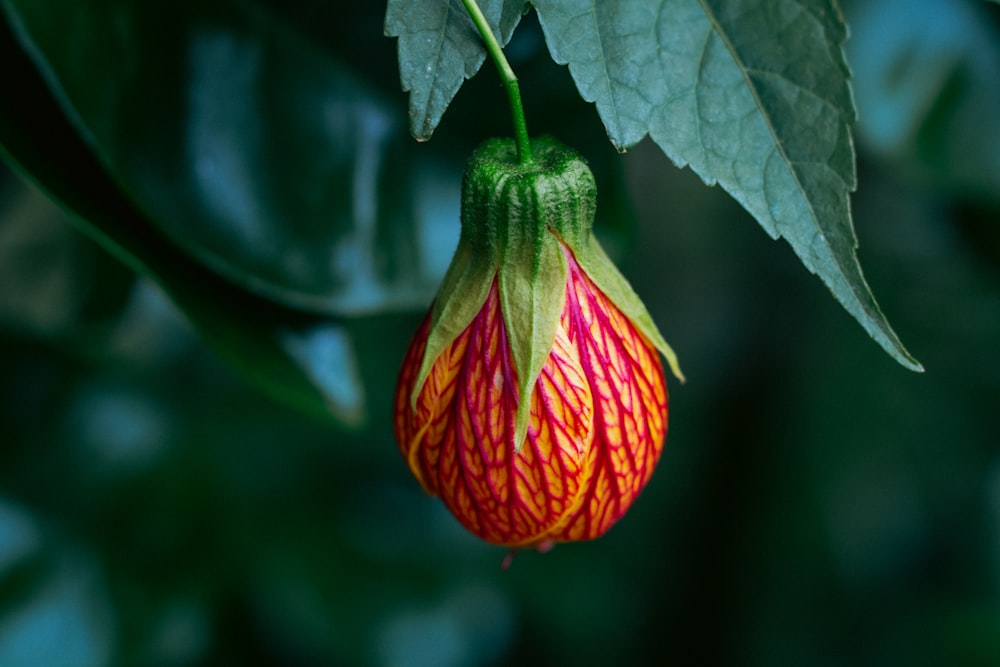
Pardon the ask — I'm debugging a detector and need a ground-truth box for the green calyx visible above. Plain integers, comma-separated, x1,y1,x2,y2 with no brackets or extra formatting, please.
411,136,682,451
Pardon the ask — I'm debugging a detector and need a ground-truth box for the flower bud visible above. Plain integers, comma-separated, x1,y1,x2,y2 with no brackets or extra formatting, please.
394,137,682,547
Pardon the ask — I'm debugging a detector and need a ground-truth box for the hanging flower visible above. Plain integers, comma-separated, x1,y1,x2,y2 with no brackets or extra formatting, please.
394,137,682,547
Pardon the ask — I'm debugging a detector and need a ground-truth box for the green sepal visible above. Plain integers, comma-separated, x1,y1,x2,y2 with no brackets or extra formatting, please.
499,221,568,453
409,233,496,412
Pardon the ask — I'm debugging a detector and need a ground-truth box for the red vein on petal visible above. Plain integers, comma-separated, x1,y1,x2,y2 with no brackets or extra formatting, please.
396,272,607,546
554,248,668,541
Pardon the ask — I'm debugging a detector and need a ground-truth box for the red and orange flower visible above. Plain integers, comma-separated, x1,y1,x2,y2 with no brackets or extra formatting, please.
394,137,682,547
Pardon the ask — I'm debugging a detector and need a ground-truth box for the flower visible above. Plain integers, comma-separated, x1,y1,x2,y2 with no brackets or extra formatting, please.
394,137,682,547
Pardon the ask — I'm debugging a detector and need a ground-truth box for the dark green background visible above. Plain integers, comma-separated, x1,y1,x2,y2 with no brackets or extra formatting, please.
1,0,998,665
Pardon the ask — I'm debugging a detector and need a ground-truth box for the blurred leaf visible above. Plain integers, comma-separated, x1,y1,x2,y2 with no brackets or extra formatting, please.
0,558,114,667
0,502,40,577
2,0,442,315
0,178,134,337
385,0,527,139
0,14,366,425
0,502,115,667
847,0,1000,201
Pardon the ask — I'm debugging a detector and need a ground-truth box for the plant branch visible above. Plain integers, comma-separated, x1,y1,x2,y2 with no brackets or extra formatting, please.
460,0,532,164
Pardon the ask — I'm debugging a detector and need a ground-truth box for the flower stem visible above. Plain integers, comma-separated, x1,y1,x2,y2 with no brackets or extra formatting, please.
460,0,532,164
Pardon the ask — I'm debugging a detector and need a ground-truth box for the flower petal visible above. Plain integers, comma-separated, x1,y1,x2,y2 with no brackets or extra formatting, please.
553,250,669,541
397,280,597,546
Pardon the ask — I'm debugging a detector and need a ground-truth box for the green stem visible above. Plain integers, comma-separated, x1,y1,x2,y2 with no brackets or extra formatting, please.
460,0,532,164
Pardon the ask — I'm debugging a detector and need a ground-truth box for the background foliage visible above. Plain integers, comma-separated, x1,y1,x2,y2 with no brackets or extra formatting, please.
1,0,999,665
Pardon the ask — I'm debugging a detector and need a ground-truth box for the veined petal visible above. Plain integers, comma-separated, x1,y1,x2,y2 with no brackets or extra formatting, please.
396,280,597,546
553,248,669,541
394,310,464,495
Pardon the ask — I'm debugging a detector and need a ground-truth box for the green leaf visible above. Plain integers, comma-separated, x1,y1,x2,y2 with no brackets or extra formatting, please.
2,0,442,316
0,14,366,425
385,0,528,139
530,0,921,371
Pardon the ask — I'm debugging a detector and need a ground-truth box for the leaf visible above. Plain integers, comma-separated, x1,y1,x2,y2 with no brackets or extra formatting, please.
385,0,528,139
0,14,366,425
2,0,443,316
531,0,921,371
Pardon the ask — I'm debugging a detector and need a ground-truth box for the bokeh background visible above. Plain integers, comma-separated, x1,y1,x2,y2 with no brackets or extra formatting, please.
1,0,999,665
